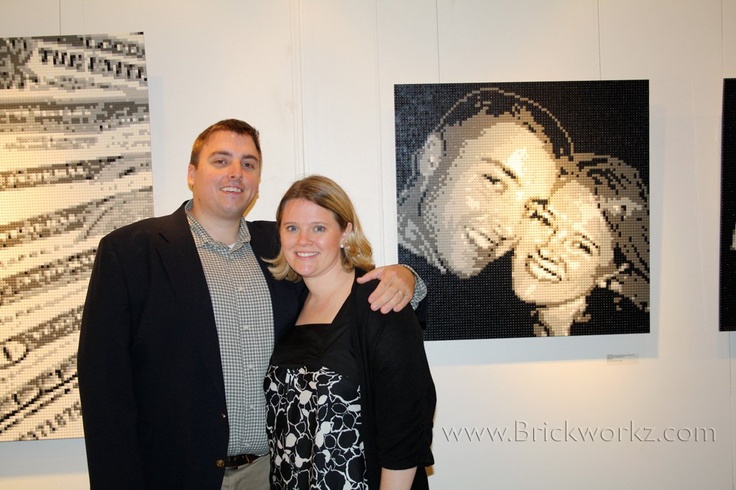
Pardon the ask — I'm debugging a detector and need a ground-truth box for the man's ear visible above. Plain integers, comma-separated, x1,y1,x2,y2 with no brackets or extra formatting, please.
417,132,443,177
187,164,196,190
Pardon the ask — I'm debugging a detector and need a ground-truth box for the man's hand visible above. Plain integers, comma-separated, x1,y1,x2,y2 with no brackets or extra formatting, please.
358,265,416,313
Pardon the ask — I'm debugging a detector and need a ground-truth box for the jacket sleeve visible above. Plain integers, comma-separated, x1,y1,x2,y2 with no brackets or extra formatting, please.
77,235,146,489
360,286,436,471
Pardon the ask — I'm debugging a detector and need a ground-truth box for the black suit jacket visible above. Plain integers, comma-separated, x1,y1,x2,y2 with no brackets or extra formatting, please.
77,203,303,489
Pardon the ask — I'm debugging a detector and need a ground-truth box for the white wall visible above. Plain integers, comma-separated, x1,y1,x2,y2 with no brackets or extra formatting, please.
0,0,734,488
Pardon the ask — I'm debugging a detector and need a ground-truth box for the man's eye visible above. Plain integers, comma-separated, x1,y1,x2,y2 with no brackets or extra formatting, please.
483,174,508,192
314,225,326,232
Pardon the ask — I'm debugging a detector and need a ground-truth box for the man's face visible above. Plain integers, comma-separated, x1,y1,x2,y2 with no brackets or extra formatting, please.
423,118,558,278
512,180,615,306
187,130,261,226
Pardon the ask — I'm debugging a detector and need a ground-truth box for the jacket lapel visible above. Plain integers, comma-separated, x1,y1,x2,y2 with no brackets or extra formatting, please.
155,204,226,399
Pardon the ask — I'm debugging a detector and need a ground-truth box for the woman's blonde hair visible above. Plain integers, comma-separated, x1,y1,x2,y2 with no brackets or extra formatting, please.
572,154,650,310
268,175,375,282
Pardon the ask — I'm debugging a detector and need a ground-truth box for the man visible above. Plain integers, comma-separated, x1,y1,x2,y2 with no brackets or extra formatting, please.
77,119,421,489
396,87,574,339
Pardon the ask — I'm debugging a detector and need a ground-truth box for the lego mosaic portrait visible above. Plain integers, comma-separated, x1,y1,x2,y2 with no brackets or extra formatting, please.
396,81,650,340
0,33,153,440
721,79,736,331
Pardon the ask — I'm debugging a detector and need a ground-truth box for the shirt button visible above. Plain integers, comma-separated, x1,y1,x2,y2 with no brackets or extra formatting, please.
243,325,251,331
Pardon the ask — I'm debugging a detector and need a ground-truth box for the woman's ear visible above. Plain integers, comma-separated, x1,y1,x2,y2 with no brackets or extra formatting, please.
341,223,354,247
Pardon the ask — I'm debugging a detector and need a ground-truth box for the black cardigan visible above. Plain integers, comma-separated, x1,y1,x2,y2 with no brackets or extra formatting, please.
349,272,436,488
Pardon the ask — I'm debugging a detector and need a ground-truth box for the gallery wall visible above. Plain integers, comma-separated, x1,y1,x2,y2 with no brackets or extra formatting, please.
0,0,735,488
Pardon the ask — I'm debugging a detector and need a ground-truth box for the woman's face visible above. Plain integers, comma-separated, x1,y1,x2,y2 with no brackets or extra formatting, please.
422,118,559,278
279,198,350,281
512,180,615,306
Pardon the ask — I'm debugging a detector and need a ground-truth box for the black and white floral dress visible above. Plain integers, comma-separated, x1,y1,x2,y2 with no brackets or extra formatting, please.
265,275,436,490
265,315,368,489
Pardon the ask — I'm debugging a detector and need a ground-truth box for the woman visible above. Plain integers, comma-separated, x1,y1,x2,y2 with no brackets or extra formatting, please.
512,155,649,336
265,175,436,489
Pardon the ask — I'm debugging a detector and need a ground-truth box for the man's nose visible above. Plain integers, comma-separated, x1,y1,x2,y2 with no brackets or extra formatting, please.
228,162,243,179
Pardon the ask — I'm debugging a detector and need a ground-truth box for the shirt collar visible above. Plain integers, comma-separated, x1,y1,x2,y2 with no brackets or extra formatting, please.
185,199,251,249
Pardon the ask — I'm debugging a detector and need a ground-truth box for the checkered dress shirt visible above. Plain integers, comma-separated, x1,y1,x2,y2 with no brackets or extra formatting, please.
186,202,274,456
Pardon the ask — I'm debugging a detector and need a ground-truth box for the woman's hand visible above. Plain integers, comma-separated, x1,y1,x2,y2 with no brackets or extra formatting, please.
379,467,417,490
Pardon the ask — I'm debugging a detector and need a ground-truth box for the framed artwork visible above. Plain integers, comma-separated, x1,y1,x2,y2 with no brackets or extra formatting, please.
395,81,650,340
0,33,153,440
721,79,736,331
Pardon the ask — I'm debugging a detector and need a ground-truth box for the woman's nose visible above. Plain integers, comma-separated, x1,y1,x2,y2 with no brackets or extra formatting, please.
529,217,555,246
297,231,311,244
537,230,566,259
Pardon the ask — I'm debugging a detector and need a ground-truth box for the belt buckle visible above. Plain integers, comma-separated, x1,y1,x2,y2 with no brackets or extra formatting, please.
225,453,260,469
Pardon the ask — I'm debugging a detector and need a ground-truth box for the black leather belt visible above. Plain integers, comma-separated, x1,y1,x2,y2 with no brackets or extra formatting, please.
225,454,262,468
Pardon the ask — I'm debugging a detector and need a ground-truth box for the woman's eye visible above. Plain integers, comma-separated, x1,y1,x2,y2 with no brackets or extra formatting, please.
571,239,594,255
537,213,553,227
527,204,553,227
314,225,326,232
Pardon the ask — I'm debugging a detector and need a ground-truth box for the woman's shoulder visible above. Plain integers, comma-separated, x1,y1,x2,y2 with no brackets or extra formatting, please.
350,270,423,342
350,270,412,319
352,269,379,301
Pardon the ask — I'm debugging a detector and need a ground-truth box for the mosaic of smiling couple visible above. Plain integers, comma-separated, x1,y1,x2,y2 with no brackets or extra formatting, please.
395,81,650,340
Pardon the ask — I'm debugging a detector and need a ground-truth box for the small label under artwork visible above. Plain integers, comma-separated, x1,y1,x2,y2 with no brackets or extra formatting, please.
607,353,639,364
